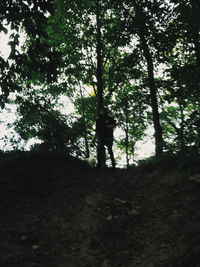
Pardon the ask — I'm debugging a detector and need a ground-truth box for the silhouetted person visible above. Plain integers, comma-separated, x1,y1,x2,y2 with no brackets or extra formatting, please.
93,107,116,169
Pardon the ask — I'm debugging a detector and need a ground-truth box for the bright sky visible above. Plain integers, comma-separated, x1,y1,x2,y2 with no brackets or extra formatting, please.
0,30,155,162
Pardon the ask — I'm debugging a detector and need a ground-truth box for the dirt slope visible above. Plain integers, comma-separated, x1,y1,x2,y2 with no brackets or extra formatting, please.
0,151,200,267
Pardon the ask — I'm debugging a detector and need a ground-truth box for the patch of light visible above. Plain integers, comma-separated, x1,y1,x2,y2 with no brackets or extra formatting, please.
135,126,155,160
57,95,75,115
0,32,10,59
0,24,26,60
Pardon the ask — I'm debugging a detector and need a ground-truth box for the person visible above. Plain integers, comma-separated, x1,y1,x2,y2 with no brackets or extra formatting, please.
93,107,116,169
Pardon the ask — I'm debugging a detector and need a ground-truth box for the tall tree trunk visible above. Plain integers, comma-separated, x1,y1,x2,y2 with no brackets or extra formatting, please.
135,6,163,156
96,0,105,167
138,30,163,155
96,0,104,113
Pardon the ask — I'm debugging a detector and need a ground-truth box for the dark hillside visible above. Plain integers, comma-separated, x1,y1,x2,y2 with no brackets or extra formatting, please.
0,151,200,267
0,151,101,267
95,152,200,266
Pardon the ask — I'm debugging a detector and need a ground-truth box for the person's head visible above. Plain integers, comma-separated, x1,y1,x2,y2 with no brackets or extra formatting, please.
99,107,108,116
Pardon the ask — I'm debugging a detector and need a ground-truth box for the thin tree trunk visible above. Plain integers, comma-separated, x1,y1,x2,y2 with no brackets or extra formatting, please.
84,135,90,158
125,109,130,168
130,141,135,164
125,130,129,167
179,101,186,152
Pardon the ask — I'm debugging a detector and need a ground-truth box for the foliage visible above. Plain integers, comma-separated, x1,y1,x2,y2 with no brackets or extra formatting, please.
13,92,83,155
0,0,200,161
111,82,148,165
0,0,58,105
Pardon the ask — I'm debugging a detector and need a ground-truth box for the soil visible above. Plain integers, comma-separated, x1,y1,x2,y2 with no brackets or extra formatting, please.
0,151,200,267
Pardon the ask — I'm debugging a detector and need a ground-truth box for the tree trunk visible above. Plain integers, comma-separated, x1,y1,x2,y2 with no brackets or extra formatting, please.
124,108,130,168
125,128,129,168
96,0,104,113
96,0,105,167
136,12,163,156
130,141,135,164
179,101,186,152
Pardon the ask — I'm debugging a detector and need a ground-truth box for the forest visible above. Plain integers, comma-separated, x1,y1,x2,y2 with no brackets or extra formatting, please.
0,1,200,266
0,0,199,166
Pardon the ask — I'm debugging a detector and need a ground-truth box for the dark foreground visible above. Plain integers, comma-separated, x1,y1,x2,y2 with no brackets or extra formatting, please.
0,151,200,267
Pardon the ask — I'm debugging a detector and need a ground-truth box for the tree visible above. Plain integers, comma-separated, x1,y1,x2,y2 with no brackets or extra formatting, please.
13,91,84,155
0,0,59,106
112,82,147,167
157,0,200,152
1,0,199,162
49,0,134,165
110,0,170,156
169,0,200,67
